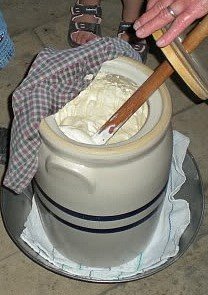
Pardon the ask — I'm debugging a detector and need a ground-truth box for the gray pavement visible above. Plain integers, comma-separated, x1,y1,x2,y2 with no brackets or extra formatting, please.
0,1,208,294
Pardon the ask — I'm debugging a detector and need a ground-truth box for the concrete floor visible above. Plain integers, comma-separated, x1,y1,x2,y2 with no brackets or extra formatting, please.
0,1,208,294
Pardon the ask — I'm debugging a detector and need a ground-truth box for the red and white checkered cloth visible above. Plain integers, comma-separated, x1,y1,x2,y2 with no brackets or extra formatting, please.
3,37,142,194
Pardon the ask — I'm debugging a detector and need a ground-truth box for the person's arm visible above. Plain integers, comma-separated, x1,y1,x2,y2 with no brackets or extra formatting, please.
134,0,208,47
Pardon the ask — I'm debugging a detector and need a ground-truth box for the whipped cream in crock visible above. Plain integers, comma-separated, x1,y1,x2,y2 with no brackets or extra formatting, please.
54,72,148,145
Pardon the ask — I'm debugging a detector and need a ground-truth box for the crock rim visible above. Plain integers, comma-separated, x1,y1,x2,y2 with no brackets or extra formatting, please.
39,56,172,159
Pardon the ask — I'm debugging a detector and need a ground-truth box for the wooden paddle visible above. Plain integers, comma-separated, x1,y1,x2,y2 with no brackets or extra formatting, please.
92,15,208,145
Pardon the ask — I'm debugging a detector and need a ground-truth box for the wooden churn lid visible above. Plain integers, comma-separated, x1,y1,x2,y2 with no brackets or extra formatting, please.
94,16,208,142
152,15,208,100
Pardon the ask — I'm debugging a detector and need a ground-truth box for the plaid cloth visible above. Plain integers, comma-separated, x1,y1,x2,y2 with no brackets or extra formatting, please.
3,37,142,194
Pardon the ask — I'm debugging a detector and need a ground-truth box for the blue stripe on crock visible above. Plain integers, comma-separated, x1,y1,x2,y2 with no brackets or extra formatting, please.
34,180,166,222
36,194,161,233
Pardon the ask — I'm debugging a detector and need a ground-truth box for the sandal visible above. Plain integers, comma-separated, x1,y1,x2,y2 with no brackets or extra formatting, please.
118,21,148,63
68,1,102,47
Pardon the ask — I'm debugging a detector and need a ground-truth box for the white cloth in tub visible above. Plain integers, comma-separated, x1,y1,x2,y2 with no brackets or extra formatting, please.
21,131,190,280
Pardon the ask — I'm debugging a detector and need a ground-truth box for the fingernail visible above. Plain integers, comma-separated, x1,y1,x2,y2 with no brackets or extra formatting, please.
156,39,165,47
133,21,141,30
135,29,145,38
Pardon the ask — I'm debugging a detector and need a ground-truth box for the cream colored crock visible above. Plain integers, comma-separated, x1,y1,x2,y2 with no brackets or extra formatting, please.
33,56,173,267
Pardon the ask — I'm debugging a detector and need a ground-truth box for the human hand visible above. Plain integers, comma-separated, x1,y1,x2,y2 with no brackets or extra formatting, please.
134,0,208,47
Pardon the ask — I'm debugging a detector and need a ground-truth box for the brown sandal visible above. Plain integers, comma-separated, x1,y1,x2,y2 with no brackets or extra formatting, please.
118,21,148,63
68,1,102,47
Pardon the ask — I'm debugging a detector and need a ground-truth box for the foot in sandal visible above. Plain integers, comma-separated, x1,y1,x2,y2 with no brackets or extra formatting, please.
118,0,148,62
68,0,102,47
118,21,148,63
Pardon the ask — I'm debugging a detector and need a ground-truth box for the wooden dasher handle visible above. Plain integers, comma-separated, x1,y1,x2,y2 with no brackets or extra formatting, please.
93,15,208,145
183,15,208,52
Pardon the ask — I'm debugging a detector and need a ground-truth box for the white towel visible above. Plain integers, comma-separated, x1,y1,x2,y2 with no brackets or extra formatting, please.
21,131,190,280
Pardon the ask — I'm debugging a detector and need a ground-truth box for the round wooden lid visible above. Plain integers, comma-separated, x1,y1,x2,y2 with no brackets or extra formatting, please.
152,22,208,100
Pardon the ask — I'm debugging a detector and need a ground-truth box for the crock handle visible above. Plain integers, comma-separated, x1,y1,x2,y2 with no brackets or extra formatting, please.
45,155,96,194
